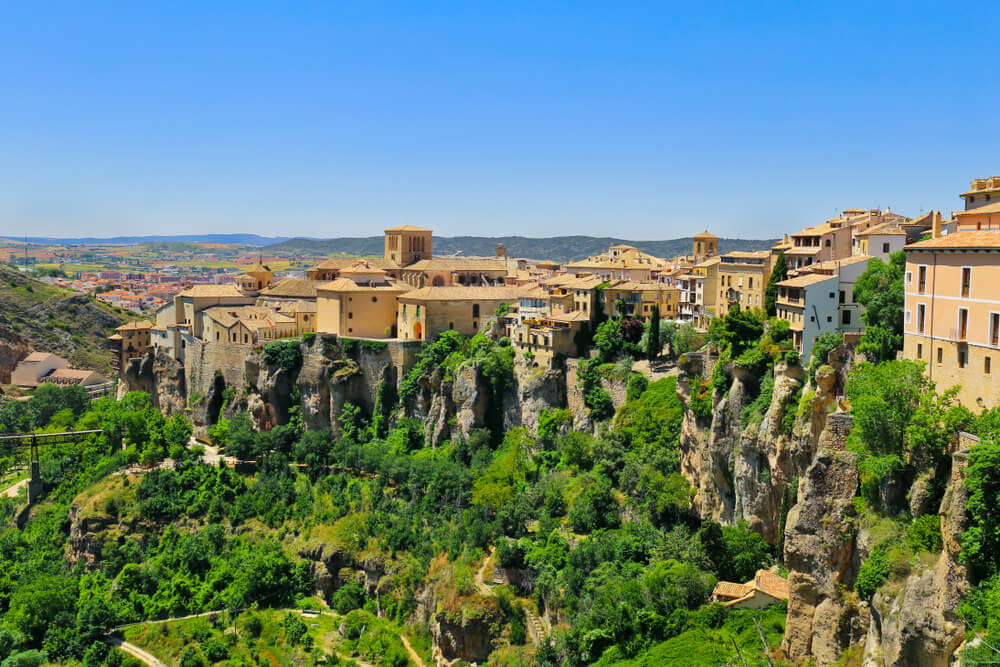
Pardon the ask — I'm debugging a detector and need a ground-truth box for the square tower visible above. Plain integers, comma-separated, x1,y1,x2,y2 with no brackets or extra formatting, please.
692,230,719,262
385,226,433,266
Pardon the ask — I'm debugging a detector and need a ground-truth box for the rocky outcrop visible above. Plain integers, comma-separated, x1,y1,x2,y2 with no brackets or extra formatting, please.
125,348,187,416
431,608,499,664
507,362,568,434
65,505,117,571
0,328,28,384
861,446,971,667
782,434,861,666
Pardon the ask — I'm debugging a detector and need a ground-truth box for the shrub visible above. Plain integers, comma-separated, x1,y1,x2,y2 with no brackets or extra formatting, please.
907,513,943,553
263,340,302,373
242,614,263,638
689,379,713,421
302,331,316,345
733,346,767,377
855,548,889,599
626,373,648,402
283,613,309,646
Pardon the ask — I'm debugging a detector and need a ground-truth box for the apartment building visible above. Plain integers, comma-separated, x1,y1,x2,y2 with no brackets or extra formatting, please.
564,244,671,281
775,255,868,358
903,230,1000,410
717,251,772,315
397,286,527,341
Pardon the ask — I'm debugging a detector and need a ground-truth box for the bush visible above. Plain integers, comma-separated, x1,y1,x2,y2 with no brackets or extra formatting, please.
626,373,648,402
201,635,229,662
855,548,889,599
263,340,302,373
242,614,263,638
689,379,713,421
302,331,316,345
907,513,943,553
283,613,309,646
330,582,366,614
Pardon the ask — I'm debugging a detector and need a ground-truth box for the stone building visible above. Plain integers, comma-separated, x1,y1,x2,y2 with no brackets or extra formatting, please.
397,286,527,341
316,262,412,338
384,225,432,266
108,320,153,373
716,251,772,315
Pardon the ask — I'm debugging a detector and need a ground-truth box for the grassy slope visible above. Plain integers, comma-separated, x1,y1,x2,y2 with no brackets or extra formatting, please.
0,264,137,375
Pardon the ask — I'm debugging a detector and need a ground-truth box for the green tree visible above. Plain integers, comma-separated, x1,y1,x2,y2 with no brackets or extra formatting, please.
808,331,843,376
645,305,661,360
764,251,787,317
854,251,906,361
963,439,1000,580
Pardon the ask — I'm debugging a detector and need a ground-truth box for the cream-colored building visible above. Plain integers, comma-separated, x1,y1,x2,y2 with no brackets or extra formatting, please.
12,352,68,388
717,251,772,315
384,225,432,266
306,257,400,282
511,311,589,367
692,230,719,263
109,320,154,372
401,258,509,287
564,244,670,281
903,230,1000,410
960,176,1000,211
234,261,276,296
600,281,680,320
316,261,412,338
397,286,527,341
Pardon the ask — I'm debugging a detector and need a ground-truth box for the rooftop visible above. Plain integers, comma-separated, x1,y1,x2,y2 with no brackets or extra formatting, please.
693,230,719,239
311,257,400,271
955,201,1000,216
385,225,432,232
178,284,246,298
404,258,508,272
317,277,412,293
906,230,1000,251
116,320,155,331
778,273,838,288
260,278,320,298
399,286,529,302
855,221,907,237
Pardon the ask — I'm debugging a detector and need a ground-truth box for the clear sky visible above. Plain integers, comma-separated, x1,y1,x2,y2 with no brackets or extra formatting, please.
2,1,998,240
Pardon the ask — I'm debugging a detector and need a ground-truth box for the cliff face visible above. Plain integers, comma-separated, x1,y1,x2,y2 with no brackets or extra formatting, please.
124,347,187,416
861,446,971,667
0,328,28,385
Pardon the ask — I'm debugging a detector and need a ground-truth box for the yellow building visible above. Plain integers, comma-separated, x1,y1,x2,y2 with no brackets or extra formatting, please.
109,320,154,372
511,311,589,367
717,251,772,315
315,261,412,338
401,258,509,287
600,281,680,320
384,225,432,266
564,244,670,281
305,257,400,281
692,230,719,263
397,286,527,341
235,261,275,295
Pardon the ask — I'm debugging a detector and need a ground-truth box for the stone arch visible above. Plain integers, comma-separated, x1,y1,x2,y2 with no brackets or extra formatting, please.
432,275,445,287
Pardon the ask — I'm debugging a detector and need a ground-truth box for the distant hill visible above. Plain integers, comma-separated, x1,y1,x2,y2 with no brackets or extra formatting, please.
0,234,294,247
265,235,777,263
0,265,136,378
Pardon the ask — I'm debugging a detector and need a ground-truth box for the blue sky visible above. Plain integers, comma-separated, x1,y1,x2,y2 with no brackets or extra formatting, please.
1,1,998,240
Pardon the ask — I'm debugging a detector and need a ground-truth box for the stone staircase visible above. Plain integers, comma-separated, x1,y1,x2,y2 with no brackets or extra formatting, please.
524,607,547,644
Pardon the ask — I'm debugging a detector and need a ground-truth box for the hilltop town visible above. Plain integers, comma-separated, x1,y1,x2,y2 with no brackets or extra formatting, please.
95,176,1000,413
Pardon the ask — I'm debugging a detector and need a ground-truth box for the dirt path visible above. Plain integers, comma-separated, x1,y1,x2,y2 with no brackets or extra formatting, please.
472,548,547,646
1,478,27,499
399,634,426,667
107,636,166,667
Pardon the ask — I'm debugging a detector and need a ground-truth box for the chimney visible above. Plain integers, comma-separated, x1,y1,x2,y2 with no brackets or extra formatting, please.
932,211,943,239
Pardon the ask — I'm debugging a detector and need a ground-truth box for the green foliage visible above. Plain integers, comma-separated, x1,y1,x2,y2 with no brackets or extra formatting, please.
263,340,302,373
626,373,648,403
963,439,1000,581
855,547,890,599
780,384,803,437
670,322,702,360
301,331,316,345
688,378,713,421
645,305,661,360
361,340,387,354
906,513,942,553
340,338,358,355
764,251,787,317
578,359,615,422
808,331,843,377
732,346,767,377
705,306,765,355
537,408,572,450
594,318,624,363
282,613,309,646
711,346,731,397
854,251,906,359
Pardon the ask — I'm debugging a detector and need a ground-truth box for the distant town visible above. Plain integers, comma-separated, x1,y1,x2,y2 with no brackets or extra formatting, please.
8,175,1000,411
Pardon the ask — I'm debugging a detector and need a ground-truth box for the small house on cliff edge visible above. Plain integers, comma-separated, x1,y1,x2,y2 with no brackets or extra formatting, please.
710,569,789,610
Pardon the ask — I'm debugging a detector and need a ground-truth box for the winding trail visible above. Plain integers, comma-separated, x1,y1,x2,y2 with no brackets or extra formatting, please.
472,547,548,646
107,636,166,667
1,478,27,499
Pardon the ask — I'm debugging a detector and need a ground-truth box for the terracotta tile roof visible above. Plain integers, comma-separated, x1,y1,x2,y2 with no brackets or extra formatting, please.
693,230,718,239
178,285,247,298
311,257,400,271
399,286,529,302
778,273,837,288
754,570,789,600
712,581,753,599
115,320,155,331
546,311,591,322
403,258,508,272
956,202,1000,216
23,352,54,363
905,230,1000,250
855,221,907,237
784,247,822,256
723,251,770,259
317,278,412,293
811,255,872,271
260,278,319,298
46,368,101,383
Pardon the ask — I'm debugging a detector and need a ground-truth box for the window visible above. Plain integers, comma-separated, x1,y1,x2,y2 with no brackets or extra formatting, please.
827,316,833,322
987,357,992,374
905,310,911,324
959,348,968,369
449,321,454,330
842,310,851,325
917,343,922,359
937,347,943,363
962,267,972,298
825,239,832,247
992,313,1000,347
917,304,926,333
372,296,378,302
829,292,835,299
906,271,912,284
918,266,927,294
810,316,815,322
959,308,969,341
839,290,845,304
882,242,890,254
348,312,353,319
748,278,753,288
473,304,480,318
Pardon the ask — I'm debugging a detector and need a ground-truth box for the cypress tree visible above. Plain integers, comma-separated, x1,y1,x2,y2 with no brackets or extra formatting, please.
646,304,660,360
764,251,788,317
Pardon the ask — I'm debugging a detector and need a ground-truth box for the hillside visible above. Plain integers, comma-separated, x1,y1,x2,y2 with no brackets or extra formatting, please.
265,235,777,262
0,264,136,377
1,233,293,246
